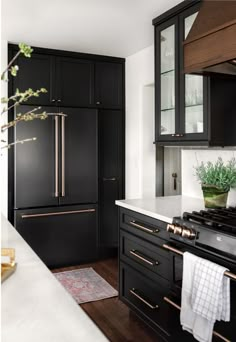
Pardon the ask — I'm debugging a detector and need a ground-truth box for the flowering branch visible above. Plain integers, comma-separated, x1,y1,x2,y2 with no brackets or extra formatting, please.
1,137,37,150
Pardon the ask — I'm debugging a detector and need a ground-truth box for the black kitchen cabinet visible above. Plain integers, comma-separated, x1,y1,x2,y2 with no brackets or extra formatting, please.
59,107,98,205
56,57,94,107
14,53,53,106
99,110,123,247
95,62,123,109
14,204,98,267
153,1,236,146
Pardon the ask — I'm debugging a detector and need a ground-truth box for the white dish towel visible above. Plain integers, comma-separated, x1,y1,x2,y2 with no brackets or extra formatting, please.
180,252,230,342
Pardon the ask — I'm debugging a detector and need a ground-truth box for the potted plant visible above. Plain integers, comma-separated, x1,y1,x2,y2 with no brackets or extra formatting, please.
194,157,236,208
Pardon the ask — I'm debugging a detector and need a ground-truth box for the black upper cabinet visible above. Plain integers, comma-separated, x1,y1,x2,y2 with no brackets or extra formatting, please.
56,57,94,107
153,1,236,146
95,62,123,109
14,53,53,106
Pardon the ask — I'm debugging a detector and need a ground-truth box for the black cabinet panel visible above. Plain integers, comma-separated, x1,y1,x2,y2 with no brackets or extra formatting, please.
59,108,98,205
99,110,123,247
15,205,97,267
14,53,54,106
56,57,94,107
14,105,58,208
95,62,123,109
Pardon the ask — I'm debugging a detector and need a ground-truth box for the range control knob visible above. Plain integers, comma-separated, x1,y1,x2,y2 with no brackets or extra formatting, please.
182,228,196,240
173,225,183,236
167,224,175,233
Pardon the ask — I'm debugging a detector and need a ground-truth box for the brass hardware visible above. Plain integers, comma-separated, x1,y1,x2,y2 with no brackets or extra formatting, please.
130,288,158,309
54,116,59,197
1,248,17,283
162,244,236,281
172,172,177,190
163,297,231,342
103,177,116,181
96,101,101,105
174,226,183,235
129,250,159,266
171,133,184,137
61,115,65,197
57,99,61,102
129,220,159,234
167,224,175,233
21,209,96,219
51,99,56,102
181,228,196,240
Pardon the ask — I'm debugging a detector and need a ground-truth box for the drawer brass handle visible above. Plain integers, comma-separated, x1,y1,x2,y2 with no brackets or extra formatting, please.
21,209,96,219
129,220,159,234
163,297,231,342
130,250,159,266
130,288,158,310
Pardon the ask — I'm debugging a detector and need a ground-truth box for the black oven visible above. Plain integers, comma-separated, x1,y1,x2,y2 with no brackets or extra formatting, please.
164,239,236,341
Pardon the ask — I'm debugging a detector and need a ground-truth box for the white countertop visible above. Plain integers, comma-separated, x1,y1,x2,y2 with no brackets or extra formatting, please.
1,214,107,342
115,195,205,223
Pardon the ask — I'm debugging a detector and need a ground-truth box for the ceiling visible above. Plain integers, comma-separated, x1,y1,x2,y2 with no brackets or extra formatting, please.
2,0,181,58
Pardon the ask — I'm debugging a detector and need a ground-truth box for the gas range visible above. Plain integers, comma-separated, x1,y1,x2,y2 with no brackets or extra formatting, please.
167,207,236,262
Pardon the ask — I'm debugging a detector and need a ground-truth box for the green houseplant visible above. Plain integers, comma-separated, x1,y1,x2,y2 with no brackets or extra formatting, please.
194,157,236,208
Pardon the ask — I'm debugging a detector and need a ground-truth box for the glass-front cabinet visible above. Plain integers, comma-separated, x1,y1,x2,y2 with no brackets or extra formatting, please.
155,2,208,143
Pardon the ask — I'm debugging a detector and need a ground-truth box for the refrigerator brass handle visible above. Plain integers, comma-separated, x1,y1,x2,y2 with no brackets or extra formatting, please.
54,116,59,197
163,297,231,342
21,209,96,219
61,115,65,197
129,250,159,266
129,220,159,234
130,288,158,309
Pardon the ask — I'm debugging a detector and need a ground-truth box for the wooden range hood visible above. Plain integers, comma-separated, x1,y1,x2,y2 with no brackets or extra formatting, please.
184,0,236,75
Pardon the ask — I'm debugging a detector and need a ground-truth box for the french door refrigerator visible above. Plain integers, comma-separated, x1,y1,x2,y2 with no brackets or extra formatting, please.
14,105,98,267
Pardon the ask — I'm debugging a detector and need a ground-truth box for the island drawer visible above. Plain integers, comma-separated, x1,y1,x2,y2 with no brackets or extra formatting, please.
120,230,170,281
119,208,168,243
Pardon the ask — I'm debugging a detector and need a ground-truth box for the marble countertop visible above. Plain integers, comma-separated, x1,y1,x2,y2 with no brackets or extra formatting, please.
1,214,107,342
115,195,205,223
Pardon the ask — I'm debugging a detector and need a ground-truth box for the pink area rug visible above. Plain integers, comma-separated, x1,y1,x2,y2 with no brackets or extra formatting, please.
54,267,118,304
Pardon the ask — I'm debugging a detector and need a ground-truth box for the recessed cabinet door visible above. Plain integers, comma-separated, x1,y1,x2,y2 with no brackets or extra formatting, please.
179,5,208,141
14,53,54,106
59,108,98,205
95,62,123,109
56,57,94,107
14,106,59,208
155,17,179,141
99,110,123,247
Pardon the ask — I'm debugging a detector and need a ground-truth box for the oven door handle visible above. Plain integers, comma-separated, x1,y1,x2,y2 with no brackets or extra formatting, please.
163,297,231,342
162,244,236,281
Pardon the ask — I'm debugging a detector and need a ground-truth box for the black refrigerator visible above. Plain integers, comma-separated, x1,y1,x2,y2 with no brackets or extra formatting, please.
14,105,98,267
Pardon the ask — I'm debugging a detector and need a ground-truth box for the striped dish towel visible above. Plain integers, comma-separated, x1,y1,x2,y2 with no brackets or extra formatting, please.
191,258,230,323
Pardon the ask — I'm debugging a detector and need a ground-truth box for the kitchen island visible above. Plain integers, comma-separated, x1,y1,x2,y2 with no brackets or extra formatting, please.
1,214,107,342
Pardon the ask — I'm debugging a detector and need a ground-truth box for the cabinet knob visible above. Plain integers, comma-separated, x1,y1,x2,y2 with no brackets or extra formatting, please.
51,99,56,102
57,99,61,103
171,133,184,137
96,101,101,105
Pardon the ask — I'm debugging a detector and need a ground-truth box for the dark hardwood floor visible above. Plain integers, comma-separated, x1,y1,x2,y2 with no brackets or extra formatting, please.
52,258,161,342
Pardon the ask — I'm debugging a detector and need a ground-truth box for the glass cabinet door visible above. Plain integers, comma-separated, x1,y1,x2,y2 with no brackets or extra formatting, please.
184,12,204,134
159,24,176,136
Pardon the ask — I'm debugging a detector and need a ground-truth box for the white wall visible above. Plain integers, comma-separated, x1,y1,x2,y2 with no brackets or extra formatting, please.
125,44,155,199
1,40,8,217
182,149,236,206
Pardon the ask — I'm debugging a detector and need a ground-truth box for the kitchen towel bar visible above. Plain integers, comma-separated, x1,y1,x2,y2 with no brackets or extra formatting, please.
162,244,236,281
163,297,230,342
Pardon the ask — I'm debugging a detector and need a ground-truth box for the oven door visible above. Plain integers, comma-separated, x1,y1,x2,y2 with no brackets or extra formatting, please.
163,240,236,342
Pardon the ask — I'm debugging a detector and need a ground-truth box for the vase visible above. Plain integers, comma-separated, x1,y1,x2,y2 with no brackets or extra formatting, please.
201,185,228,209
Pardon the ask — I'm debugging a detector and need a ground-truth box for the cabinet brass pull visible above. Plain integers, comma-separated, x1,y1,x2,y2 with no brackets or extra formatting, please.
171,133,184,137
130,288,158,309
129,220,159,234
103,177,116,181
54,116,59,197
163,297,231,342
129,250,159,266
21,209,96,219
